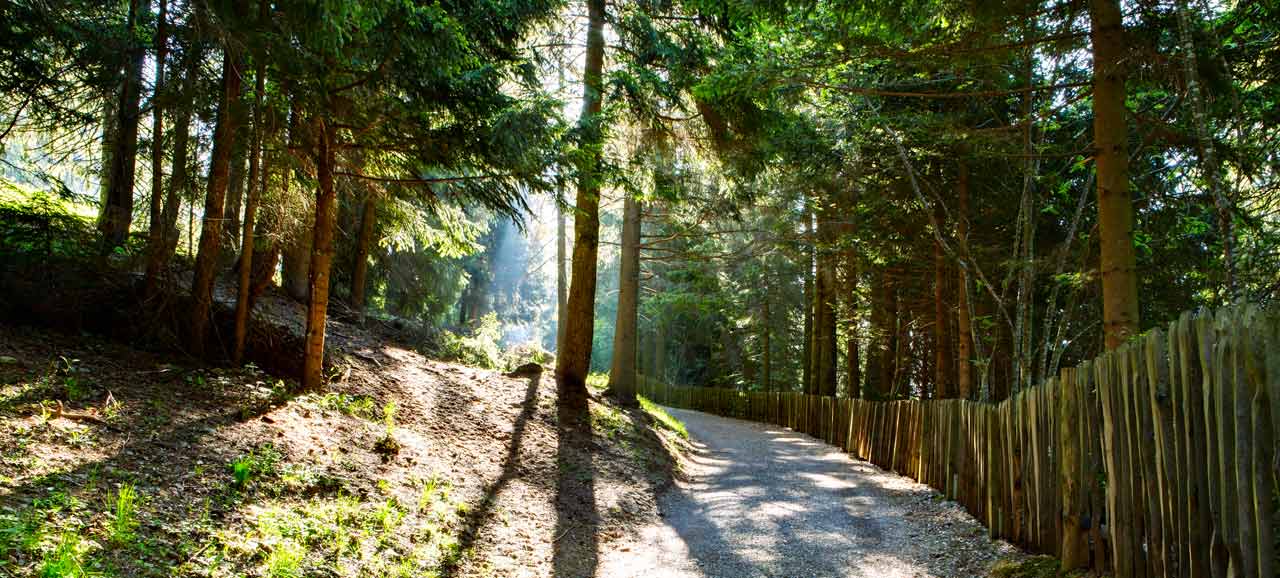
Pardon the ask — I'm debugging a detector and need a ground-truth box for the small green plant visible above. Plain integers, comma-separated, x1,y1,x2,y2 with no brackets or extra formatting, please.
110,485,141,544
265,539,305,578
37,532,91,578
108,483,139,545
639,395,688,439
229,444,282,489
375,402,402,460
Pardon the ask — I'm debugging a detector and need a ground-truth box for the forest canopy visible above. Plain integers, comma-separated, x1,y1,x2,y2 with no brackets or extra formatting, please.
1,0,1277,404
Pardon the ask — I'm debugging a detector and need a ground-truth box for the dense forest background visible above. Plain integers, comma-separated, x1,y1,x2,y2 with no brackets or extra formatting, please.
1,0,1277,405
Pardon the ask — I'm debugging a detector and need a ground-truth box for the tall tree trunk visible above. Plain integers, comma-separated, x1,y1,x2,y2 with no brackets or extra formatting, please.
843,252,860,398
815,209,837,397
934,233,953,398
189,40,244,357
233,32,267,366
1176,0,1233,297
282,228,312,301
802,207,814,394
302,116,337,390
144,0,168,299
955,158,973,399
99,0,146,251
146,49,195,292
350,191,376,317
1091,0,1139,349
555,0,606,399
222,132,249,260
607,194,641,404
866,268,896,400
556,203,567,352
761,292,771,392
654,316,666,384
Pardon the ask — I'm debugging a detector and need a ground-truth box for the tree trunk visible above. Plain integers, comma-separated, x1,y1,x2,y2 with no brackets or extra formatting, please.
302,116,337,390
1176,0,1233,297
955,158,973,399
99,0,145,251
189,41,243,357
654,317,666,384
350,191,376,317
607,194,641,404
223,132,249,261
143,0,168,299
556,202,567,353
815,209,837,397
282,229,312,301
555,0,606,400
1091,0,1139,349
844,252,860,398
233,34,267,366
868,269,897,400
802,207,814,394
934,233,953,398
761,293,771,392
149,46,197,283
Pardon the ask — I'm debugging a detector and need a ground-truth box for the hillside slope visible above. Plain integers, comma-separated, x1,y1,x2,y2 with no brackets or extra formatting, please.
0,321,679,577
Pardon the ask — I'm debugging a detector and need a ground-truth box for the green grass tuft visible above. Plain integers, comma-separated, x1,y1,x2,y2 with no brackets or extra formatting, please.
639,395,688,439
108,483,139,545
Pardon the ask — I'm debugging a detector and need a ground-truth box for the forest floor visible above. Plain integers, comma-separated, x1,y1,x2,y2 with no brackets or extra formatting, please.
600,408,1031,578
0,319,682,577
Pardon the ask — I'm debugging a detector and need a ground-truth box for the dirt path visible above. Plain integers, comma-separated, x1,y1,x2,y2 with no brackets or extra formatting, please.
601,408,1024,578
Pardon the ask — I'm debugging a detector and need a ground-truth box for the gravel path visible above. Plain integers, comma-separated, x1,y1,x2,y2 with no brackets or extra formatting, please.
600,408,1024,577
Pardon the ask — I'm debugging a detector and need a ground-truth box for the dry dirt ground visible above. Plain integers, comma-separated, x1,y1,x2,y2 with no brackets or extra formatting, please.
0,322,679,577
601,408,1029,578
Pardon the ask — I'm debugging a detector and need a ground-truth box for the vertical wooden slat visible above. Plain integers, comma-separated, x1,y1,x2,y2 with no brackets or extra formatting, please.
1229,314,1258,578
1246,310,1275,578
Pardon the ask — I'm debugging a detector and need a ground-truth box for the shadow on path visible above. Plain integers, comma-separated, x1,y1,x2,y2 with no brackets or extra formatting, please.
552,391,599,578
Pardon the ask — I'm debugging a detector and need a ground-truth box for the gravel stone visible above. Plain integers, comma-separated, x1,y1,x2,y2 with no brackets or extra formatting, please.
601,408,1025,577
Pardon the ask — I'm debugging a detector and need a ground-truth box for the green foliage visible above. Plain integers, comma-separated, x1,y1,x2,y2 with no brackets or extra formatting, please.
108,483,139,546
639,396,688,439
585,373,610,391
988,556,1084,578
36,533,92,578
230,444,283,490
438,313,505,369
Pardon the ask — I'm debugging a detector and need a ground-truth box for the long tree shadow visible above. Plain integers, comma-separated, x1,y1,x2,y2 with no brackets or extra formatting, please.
440,374,542,578
552,389,599,578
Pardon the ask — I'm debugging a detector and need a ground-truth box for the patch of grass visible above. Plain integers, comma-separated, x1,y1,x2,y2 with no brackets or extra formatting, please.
209,485,470,578
308,392,377,419
108,483,139,546
639,395,687,439
989,556,1084,578
229,444,283,490
585,372,609,391
590,403,628,440
37,533,93,578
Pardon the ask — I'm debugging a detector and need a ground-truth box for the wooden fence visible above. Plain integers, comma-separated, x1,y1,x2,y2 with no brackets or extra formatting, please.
638,306,1278,577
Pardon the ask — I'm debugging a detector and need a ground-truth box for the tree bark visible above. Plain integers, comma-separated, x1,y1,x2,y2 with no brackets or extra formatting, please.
814,208,837,397
802,207,814,394
556,201,567,352
761,292,772,392
955,158,974,399
99,0,146,251
282,227,313,301
350,191,376,317
302,116,337,390
143,0,168,299
555,0,606,400
222,131,249,259
232,31,267,366
607,194,641,404
189,40,243,357
151,45,199,280
934,231,953,398
1091,0,1139,349
844,252,860,398
1176,0,1233,297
